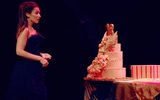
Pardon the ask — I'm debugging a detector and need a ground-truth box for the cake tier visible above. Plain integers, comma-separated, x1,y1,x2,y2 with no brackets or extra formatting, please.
112,43,121,52
102,68,126,79
107,51,123,68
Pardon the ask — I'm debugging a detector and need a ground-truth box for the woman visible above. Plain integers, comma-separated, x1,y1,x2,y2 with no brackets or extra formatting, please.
5,1,52,100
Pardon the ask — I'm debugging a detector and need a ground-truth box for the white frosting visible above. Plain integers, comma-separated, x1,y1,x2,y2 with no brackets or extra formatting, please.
102,44,125,79
86,26,126,80
102,68,126,79
112,43,121,52
107,52,123,68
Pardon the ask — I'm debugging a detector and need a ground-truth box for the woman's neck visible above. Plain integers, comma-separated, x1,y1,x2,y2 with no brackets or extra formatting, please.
27,20,34,30
28,26,34,31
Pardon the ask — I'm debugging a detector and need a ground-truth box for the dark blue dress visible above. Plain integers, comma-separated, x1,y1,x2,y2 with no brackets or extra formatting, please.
5,34,47,100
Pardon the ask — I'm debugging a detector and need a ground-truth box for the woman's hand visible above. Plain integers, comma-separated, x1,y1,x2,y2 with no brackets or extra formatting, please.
40,53,52,60
39,57,49,67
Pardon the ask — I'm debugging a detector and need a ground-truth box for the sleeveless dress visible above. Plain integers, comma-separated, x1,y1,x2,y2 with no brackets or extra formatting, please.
5,33,47,100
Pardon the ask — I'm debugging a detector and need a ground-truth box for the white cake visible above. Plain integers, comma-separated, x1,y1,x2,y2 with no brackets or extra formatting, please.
86,24,126,80
101,43,126,79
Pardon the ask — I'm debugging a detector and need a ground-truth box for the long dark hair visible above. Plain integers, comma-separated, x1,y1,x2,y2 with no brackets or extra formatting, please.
16,1,39,38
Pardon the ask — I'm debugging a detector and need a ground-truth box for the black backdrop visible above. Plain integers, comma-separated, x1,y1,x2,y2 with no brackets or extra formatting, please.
1,0,160,100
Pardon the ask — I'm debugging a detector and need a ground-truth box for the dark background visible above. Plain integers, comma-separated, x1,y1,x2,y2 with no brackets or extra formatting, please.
0,0,160,100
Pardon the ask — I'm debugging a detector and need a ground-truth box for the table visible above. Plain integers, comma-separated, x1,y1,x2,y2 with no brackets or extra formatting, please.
84,78,160,100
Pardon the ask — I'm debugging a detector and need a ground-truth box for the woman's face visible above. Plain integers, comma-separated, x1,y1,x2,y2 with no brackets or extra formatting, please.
27,7,41,24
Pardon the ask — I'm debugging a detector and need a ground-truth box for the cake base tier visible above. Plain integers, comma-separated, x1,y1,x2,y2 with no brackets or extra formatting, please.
102,68,126,79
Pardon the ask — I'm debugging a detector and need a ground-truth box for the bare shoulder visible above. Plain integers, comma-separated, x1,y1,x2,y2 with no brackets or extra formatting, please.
21,28,29,35
19,28,29,38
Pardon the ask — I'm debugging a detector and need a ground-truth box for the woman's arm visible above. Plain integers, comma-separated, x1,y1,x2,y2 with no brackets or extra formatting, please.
40,52,52,60
16,28,41,61
16,28,49,67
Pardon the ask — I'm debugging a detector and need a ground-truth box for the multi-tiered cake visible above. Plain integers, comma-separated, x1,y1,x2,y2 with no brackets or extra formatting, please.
86,23,126,80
